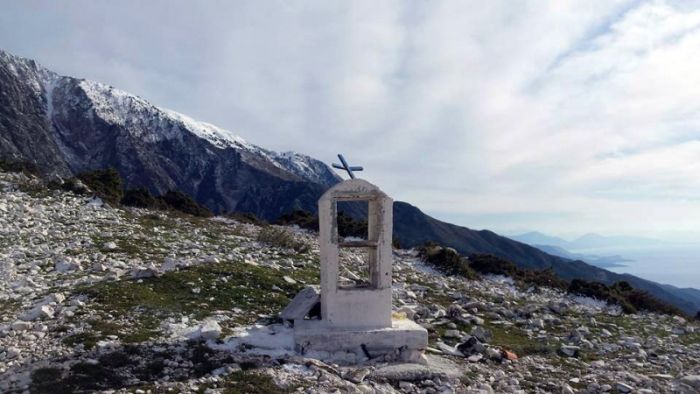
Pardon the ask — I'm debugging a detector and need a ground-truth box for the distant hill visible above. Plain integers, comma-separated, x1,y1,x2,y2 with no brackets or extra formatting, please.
511,231,570,248
532,244,630,268
513,231,663,251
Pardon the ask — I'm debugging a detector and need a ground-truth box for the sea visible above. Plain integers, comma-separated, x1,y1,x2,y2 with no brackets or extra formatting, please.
573,244,700,289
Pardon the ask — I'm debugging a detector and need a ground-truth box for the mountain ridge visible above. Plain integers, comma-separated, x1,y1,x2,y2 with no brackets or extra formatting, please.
1,48,697,315
0,49,339,218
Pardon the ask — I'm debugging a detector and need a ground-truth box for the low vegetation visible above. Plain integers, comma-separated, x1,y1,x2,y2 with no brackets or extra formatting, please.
417,242,480,280
486,322,557,357
77,168,124,206
206,370,295,394
418,243,567,289
122,188,212,217
47,168,215,217
72,259,317,345
468,254,568,290
567,279,685,316
120,188,165,209
29,347,292,394
157,190,213,217
418,243,684,317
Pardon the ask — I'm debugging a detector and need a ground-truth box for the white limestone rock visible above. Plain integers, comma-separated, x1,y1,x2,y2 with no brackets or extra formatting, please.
188,320,223,340
11,321,32,331
54,257,81,273
131,266,158,279
20,305,55,321
679,375,700,390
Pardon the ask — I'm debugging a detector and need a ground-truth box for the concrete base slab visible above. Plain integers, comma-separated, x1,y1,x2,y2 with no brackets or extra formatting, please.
294,319,428,363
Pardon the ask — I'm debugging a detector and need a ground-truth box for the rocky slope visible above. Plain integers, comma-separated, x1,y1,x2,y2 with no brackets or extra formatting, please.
0,171,698,393
1,48,699,316
0,49,339,219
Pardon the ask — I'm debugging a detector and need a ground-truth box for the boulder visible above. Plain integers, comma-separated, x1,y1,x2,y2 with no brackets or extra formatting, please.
54,257,80,273
679,375,700,390
559,345,580,358
471,326,492,343
131,266,158,279
370,363,436,383
457,336,485,356
21,305,55,321
199,320,222,340
616,382,634,393
11,321,32,331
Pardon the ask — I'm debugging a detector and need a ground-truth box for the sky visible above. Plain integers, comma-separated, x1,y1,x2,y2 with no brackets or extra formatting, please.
2,0,700,240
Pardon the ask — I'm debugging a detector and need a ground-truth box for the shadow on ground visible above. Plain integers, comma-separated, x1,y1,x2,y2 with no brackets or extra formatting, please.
11,338,291,394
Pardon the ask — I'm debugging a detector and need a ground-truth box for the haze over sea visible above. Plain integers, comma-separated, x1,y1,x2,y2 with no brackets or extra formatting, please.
573,244,700,290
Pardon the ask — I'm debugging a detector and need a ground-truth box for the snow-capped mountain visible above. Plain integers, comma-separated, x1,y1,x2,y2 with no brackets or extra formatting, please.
0,49,339,217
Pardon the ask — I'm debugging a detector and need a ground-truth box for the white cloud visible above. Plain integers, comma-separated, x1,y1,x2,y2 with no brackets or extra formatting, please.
1,0,700,238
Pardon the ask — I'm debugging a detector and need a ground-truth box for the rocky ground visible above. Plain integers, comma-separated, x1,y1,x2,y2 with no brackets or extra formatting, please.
0,171,699,393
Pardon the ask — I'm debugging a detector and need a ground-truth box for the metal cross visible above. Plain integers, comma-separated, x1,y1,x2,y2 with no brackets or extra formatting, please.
332,154,363,179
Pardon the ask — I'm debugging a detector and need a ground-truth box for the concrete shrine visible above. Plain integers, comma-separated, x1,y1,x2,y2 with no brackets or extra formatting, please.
281,177,428,363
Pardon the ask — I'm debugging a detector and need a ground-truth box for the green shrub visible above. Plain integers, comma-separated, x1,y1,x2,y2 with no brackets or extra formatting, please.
157,190,213,217
624,288,685,316
257,226,309,253
77,168,123,206
417,242,479,280
468,254,518,277
51,178,90,195
417,247,567,290
122,188,213,217
221,370,294,394
517,267,568,290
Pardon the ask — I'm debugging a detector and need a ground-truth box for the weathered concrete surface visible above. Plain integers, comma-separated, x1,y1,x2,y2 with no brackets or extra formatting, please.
321,288,393,329
318,179,393,328
295,319,427,355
